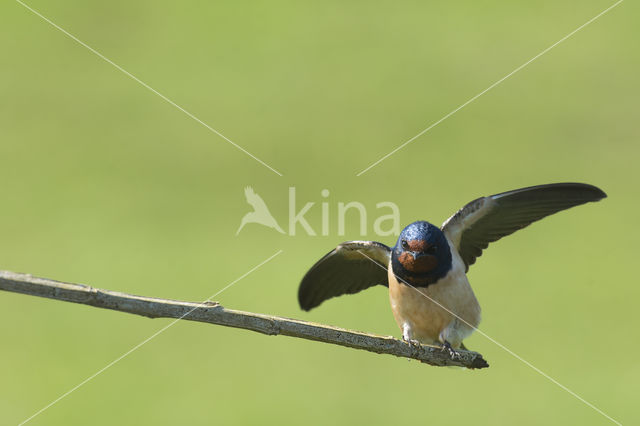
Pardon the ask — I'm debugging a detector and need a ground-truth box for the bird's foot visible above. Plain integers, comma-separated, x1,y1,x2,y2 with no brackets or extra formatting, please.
441,341,460,360
402,336,422,349
408,339,421,349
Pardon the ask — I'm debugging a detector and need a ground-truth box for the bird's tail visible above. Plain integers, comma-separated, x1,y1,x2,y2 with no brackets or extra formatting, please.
236,218,247,235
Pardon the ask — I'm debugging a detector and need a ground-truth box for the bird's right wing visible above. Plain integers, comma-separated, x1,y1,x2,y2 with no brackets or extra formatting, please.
298,241,392,311
245,186,269,211
441,183,606,271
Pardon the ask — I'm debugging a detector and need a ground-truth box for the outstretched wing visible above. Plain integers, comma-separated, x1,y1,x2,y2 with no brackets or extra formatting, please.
244,186,270,212
298,241,392,311
441,183,606,271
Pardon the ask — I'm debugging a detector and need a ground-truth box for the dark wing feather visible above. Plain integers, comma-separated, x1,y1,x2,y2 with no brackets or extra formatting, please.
298,241,391,311
441,183,606,271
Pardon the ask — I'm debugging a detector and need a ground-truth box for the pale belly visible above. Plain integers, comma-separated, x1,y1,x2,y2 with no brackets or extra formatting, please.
388,258,481,348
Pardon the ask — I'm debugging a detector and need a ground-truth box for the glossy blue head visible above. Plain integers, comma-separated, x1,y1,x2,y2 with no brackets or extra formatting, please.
391,221,452,287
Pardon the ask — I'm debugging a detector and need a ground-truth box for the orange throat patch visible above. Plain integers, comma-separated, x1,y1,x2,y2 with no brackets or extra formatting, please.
398,252,437,273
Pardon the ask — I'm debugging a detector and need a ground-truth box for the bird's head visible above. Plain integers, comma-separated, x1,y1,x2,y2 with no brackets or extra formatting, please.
391,221,452,287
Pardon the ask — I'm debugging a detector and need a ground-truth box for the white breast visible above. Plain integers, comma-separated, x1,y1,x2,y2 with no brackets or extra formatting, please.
387,238,481,348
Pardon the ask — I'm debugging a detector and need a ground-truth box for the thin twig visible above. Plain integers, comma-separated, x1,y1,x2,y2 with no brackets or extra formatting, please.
0,270,488,369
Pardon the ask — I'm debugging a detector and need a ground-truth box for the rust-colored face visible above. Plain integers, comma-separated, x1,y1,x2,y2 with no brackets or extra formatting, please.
406,240,427,252
398,239,438,273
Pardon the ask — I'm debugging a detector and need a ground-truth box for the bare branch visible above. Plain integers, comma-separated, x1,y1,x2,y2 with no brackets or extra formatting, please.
0,270,488,369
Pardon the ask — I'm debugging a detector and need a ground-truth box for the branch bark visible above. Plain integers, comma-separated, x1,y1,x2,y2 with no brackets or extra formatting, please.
0,270,488,369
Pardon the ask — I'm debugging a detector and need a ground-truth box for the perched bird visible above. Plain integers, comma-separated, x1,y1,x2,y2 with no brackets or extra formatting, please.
236,186,285,235
298,183,606,354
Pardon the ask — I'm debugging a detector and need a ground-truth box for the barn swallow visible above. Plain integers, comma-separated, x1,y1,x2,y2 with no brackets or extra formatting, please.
298,183,606,355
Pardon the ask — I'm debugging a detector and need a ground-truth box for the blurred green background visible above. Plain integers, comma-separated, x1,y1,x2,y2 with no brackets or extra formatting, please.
1,0,637,424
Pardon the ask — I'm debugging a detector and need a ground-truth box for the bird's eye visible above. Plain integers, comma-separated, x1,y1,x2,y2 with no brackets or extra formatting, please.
426,246,437,255
401,240,409,250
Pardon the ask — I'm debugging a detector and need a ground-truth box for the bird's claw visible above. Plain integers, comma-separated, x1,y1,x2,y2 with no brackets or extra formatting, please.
441,341,460,360
403,336,422,349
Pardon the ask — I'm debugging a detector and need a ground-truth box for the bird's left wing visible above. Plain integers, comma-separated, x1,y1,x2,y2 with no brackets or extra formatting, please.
441,183,606,271
298,241,391,311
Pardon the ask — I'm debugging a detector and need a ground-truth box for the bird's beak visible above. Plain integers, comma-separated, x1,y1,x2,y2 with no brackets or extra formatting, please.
399,250,438,273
